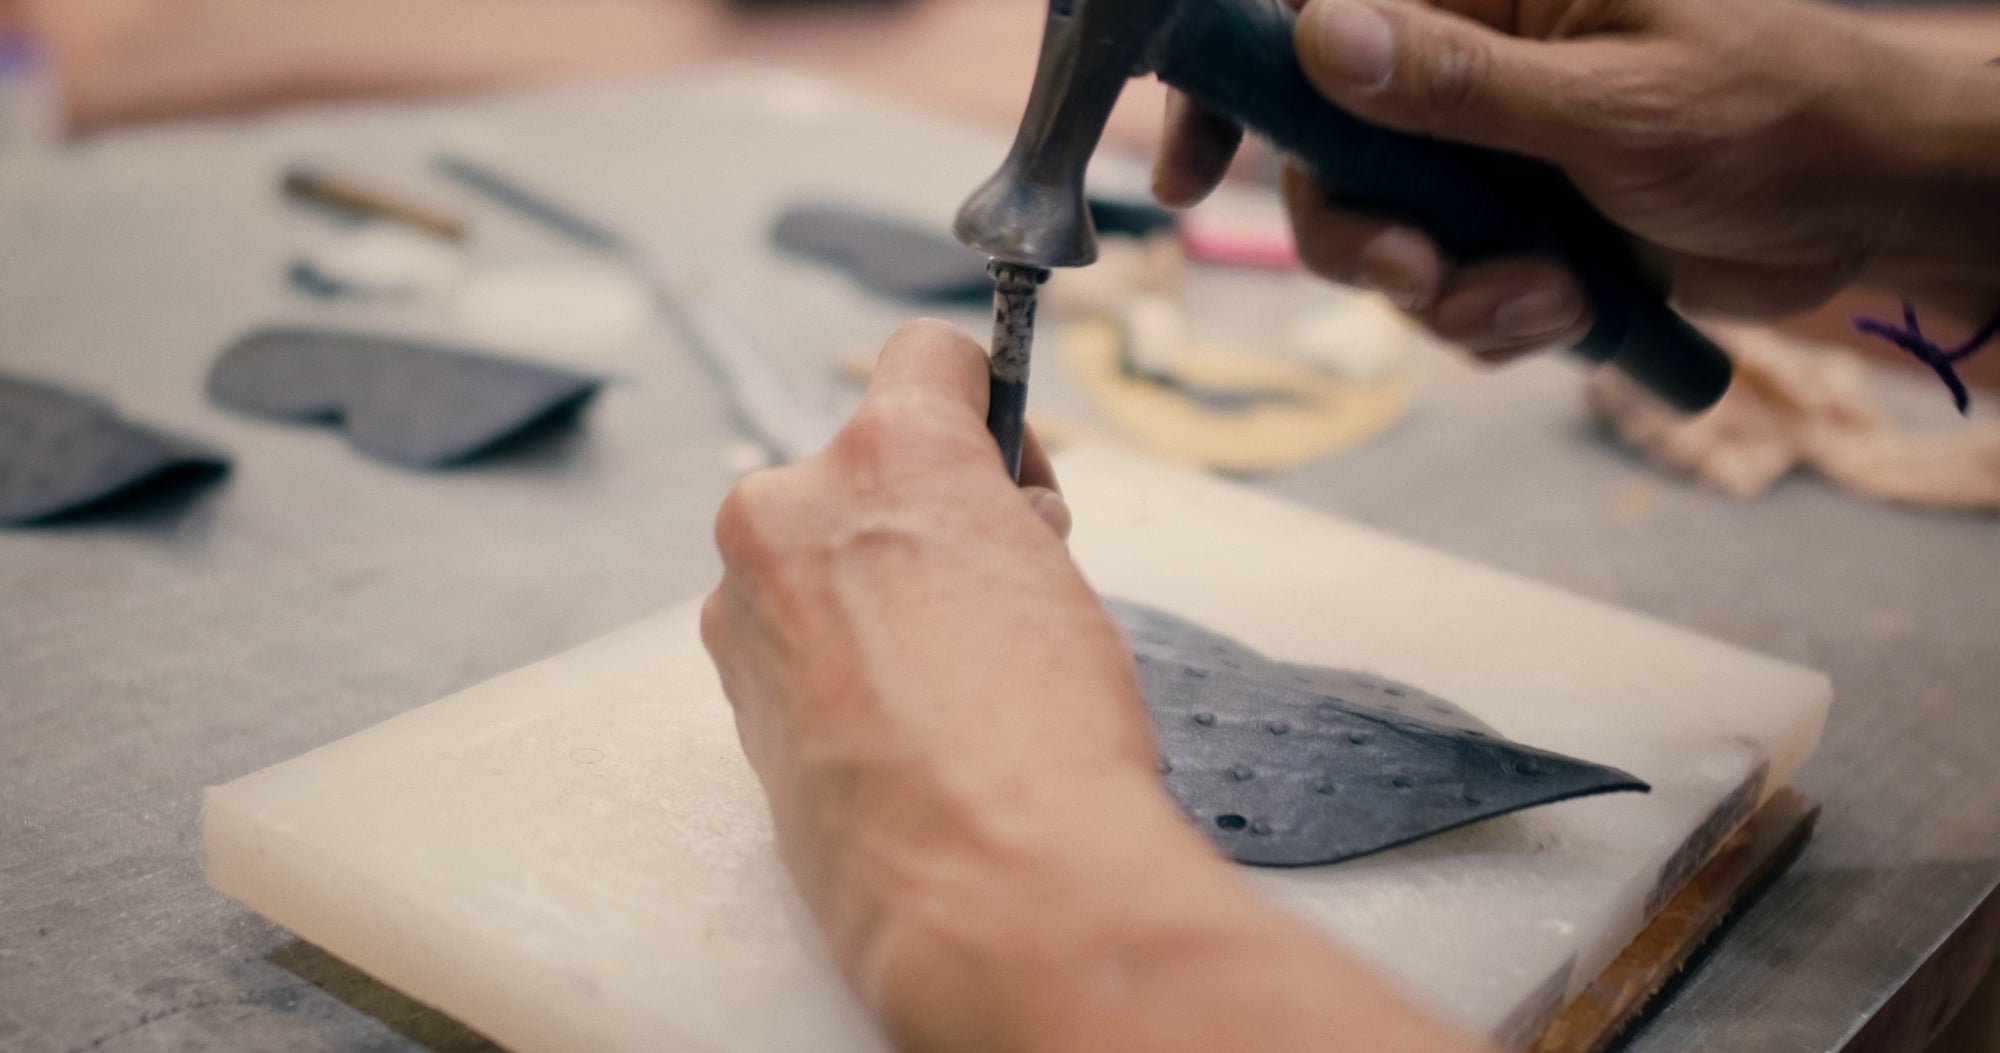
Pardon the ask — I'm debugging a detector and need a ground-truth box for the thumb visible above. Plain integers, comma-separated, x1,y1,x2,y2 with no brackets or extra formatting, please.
1294,0,1605,160
862,318,992,421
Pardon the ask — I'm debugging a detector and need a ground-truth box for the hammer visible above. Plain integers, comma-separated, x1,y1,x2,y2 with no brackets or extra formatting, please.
955,0,1734,478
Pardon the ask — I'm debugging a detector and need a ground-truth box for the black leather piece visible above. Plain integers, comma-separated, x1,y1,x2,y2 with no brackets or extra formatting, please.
208,328,602,469
1110,600,1649,867
772,204,994,304
1086,196,1177,239
0,374,228,525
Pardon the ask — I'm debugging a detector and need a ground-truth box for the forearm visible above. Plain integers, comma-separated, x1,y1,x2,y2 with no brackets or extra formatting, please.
851,769,1489,1053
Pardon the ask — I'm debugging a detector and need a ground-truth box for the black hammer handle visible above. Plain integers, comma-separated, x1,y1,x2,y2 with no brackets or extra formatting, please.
1155,0,1732,412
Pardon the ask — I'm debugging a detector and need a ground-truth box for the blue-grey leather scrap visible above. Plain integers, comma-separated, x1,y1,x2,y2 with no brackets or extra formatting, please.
208,328,602,469
770,199,1177,304
1087,196,1177,239
0,374,228,525
1109,600,1649,867
771,203,993,304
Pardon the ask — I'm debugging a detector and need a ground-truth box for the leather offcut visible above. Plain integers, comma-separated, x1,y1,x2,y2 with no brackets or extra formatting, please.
209,327,602,469
0,374,228,525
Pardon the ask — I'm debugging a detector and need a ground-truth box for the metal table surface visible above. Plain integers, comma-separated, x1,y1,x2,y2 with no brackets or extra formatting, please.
2,69,1996,1053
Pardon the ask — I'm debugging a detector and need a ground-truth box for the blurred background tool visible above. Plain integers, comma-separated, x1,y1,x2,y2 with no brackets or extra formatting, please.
287,225,468,301
438,152,832,464
282,167,467,242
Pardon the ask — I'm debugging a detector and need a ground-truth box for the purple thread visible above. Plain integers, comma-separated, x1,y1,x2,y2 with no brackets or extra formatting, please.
1853,301,2000,415
1851,55,2000,412
0,32,39,80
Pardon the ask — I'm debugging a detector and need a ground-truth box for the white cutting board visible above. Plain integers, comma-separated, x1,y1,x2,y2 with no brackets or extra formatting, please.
204,444,1830,1052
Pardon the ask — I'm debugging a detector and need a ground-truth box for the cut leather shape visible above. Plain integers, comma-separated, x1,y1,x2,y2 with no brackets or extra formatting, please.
208,328,603,469
771,204,992,304
1108,601,1649,866
0,374,228,525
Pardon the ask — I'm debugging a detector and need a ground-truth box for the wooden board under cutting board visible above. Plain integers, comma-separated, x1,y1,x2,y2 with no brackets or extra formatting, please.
203,444,1831,1052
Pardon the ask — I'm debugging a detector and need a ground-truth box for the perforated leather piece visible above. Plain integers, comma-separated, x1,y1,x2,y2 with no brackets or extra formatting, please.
1110,601,1649,866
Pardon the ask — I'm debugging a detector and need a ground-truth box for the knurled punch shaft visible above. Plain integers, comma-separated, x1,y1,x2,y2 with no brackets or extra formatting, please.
985,261,1050,481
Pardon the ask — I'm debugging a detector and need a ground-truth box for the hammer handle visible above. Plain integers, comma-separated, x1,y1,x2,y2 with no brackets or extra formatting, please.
1155,0,1732,412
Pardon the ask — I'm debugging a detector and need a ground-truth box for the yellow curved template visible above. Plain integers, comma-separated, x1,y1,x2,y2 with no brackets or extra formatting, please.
1065,318,1407,473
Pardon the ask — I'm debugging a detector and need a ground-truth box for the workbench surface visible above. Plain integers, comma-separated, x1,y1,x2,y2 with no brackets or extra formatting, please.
2,70,1995,1053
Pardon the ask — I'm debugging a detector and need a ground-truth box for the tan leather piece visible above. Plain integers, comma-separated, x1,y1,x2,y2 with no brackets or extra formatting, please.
1588,325,2000,509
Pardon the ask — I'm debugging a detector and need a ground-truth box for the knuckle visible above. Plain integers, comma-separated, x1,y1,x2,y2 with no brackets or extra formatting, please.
832,400,902,466
1417,29,1490,116
713,469,790,568
836,393,985,473
1588,62,1700,160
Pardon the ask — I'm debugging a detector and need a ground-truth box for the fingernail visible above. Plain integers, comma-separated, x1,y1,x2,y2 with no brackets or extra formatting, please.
1304,0,1396,89
1360,264,1423,311
1490,286,1584,339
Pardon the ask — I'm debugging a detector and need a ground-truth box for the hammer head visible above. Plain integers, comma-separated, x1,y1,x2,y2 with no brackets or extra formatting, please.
953,0,1178,269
